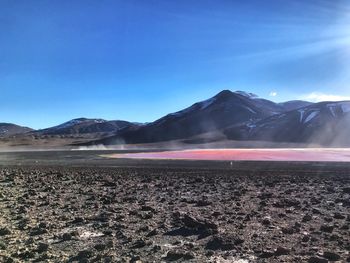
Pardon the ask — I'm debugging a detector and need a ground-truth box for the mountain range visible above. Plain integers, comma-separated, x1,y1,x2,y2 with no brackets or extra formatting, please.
2,90,350,147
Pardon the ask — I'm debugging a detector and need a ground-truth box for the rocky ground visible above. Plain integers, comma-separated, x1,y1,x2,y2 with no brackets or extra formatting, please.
0,165,350,262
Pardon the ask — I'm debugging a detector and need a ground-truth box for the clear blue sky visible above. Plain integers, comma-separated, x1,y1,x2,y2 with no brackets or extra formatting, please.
1,0,350,129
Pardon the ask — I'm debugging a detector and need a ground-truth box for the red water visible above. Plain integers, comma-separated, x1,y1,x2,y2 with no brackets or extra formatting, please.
106,148,350,162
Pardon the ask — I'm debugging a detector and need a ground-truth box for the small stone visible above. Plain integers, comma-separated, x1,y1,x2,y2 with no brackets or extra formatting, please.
25,237,34,245
18,218,29,230
205,235,243,251
206,250,214,257
312,208,321,214
18,250,35,259
324,217,333,223
62,232,72,241
103,229,113,236
275,246,290,256
342,187,350,194
141,205,155,212
3,256,14,263
30,228,47,236
37,242,49,253
0,227,11,236
334,213,345,220
196,200,212,207
38,222,47,229
259,251,274,258
282,227,295,235
0,241,7,250
130,255,141,263
138,225,149,232
170,213,218,238
182,214,217,231
308,256,328,263
320,225,334,233
329,234,338,241
17,206,27,214
212,211,221,217
72,217,84,224
94,243,107,251
151,245,161,252
77,249,94,259
262,218,271,226
163,250,195,261
302,235,310,242
341,224,349,230
303,214,312,222
323,251,341,261
130,239,146,249
146,229,158,237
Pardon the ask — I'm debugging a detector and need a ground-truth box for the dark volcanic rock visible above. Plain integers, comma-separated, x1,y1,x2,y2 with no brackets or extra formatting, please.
17,250,35,260
94,243,107,251
29,227,47,236
75,249,95,260
163,250,195,261
181,214,217,230
205,235,244,251
308,256,329,263
167,213,218,238
62,232,72,241
303,214,313,222
72,217,85,224
275,246,290,256
37,242,49,253
320,225,334,233
259,251,275,258
333,213,345,220
130,239,146,249
323,251,341,261
342,187,350,194
0,227,11,236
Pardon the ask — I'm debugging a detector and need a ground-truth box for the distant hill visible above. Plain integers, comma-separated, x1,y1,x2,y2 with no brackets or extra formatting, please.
0,123,33,137
32,118,136,136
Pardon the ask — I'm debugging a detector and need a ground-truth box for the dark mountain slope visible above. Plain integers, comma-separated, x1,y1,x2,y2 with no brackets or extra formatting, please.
225,101,350,146
0,123,33,137
32,118,135,136
278,100,313,111
92,90,307,145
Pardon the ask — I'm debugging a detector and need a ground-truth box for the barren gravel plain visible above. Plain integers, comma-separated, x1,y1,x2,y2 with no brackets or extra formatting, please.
0,150,350,262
